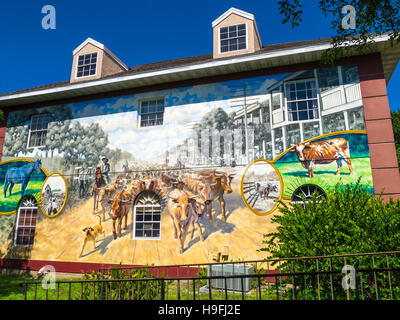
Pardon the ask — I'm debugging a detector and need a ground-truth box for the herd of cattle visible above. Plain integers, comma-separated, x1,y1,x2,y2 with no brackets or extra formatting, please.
92,169,235,254
83,137,353,255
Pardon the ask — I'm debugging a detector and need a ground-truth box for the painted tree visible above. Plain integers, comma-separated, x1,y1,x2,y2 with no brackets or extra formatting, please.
3,126,29,157
44,105,73,158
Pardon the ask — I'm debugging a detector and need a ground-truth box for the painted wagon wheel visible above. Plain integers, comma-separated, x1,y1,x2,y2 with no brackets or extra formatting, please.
291,184,326,204
19,195,38,208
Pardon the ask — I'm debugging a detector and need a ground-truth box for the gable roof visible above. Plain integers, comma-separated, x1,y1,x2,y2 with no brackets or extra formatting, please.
212,7,255,27
211,7,261,48
0,35,399,108
73,37,129,71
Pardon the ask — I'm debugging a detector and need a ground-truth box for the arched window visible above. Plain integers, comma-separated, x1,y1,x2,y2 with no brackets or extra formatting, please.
14,195,38,247
133,191,161,240
291,184,326,205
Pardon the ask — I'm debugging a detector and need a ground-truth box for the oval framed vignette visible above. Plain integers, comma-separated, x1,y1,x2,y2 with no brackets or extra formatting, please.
0,158,49,216
39,171,68,218
240,159,284,216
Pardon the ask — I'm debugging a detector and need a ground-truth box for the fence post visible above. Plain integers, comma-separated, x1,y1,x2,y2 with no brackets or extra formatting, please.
100,270,104,300
160,279,165,300
344,257,350,301
386,255,393,300
22,283,27,300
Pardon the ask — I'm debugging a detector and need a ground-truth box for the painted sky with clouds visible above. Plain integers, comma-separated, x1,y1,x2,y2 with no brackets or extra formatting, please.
72,74,287,163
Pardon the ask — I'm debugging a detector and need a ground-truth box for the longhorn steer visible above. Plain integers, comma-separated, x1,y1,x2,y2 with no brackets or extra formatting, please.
168,192,211,254
290,138,354,178
110,189,131,239
196,171,234,223
97,183,118,221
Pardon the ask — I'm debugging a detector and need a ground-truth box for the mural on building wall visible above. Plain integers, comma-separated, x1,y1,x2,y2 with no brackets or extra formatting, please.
0,64,374,265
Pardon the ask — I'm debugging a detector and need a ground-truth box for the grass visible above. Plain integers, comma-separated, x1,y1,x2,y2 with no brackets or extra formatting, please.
275,157,374,198
0,181,43,212
0,274,280,300
162,279,279,301
0,274,83,300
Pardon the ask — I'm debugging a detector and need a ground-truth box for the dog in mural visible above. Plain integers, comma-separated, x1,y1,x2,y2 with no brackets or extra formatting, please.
3,159,42,199
79,215,105,257
290,138,354,178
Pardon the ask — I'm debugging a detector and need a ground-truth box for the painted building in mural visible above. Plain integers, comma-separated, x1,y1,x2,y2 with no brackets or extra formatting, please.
0,8,399,272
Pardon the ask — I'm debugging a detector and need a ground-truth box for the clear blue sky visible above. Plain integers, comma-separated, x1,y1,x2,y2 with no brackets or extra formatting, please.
1,0,399,111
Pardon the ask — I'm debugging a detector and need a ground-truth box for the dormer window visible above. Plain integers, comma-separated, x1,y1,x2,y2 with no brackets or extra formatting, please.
220,23,247,53
76,52,98,78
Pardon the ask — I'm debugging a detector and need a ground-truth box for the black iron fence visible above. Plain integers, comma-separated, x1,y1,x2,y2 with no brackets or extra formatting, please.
20,251,400,300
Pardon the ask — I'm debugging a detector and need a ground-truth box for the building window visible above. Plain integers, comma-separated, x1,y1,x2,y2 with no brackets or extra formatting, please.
133,191,161,239
27,114,50,148
317,67,340,93
273,127,284,157
76,52,98,78
140,98,165,127
271,88,282,111
302,121,321,141
322,112,346,134
14,206,38,246
348,107,365,130
285,80,319,122
220,24,247,53
285,123,301,147
341,65,359,85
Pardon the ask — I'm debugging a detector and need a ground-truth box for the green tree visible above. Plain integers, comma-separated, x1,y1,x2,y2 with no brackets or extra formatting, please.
278,1,400,63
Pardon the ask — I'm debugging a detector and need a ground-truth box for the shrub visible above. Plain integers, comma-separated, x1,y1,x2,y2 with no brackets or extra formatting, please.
81,265,160,300
260,180,400,299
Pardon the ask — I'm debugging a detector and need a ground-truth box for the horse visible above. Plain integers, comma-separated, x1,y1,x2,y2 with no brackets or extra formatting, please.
4,160,42,199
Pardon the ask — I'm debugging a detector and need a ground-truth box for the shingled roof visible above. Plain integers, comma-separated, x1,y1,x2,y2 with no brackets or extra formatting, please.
0,37,332,97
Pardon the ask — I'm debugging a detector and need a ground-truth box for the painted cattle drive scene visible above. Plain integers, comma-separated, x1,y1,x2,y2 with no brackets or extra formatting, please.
13,165,275,265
